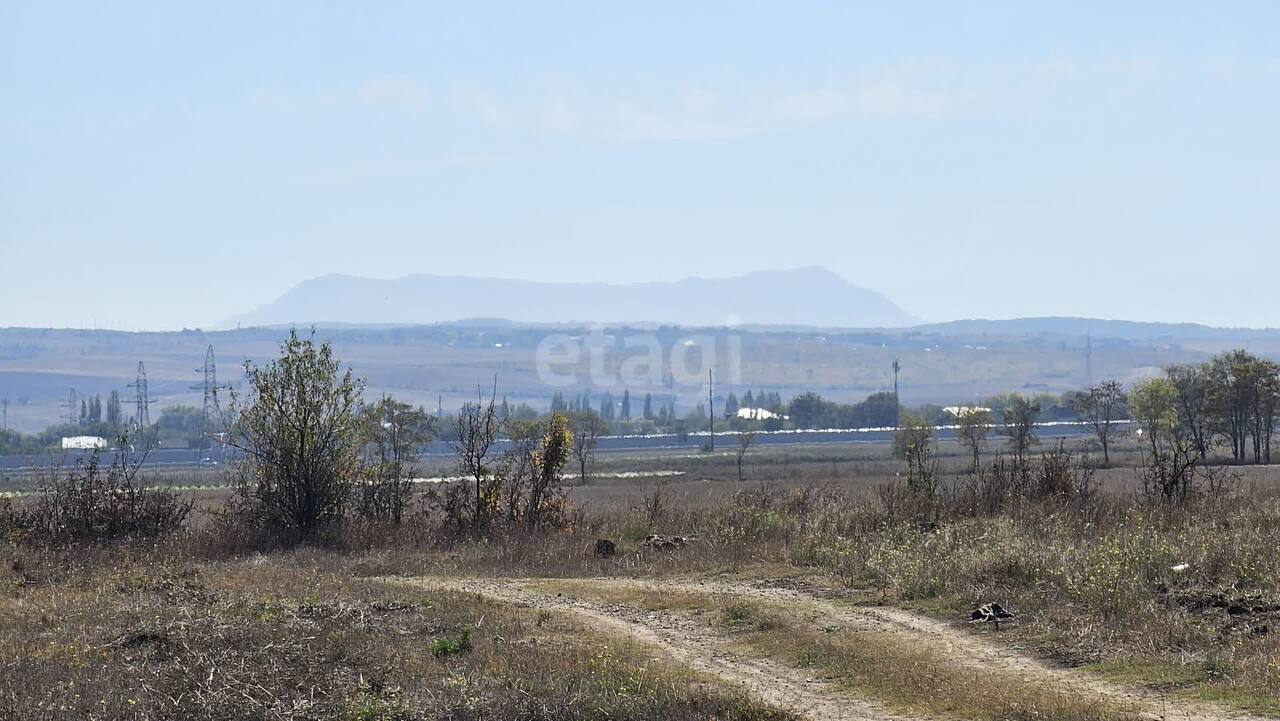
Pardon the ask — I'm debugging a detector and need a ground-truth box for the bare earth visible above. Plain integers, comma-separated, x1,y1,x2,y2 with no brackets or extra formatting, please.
388,575,1275,721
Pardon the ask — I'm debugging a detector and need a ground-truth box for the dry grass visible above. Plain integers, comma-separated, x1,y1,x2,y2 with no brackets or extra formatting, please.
0,547,796,721
531,579,1142,721
3,438,1280,717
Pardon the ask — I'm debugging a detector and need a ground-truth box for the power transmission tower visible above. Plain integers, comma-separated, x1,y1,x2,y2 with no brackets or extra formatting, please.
1084,333,1093,387
708,368,714,451
892,359,901,428
191,345,230,445
127,362,155,428
63,388,79,427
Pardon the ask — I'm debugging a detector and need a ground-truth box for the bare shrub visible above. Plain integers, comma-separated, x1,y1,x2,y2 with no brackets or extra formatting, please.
17,443,191,542
1140,440,1237,504
428,411,574,536
355,396,434,524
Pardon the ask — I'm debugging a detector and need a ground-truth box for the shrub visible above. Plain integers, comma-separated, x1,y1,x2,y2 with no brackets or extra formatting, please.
17,444,191,543
429,627,472,657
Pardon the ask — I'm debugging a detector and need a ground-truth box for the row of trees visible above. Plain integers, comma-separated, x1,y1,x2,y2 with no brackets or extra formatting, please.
788,391,899,430
911,350,1280,492
1131,350,1280,465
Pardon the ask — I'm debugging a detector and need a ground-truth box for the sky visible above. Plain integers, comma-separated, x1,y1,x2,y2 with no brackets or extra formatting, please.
3,2,1279,330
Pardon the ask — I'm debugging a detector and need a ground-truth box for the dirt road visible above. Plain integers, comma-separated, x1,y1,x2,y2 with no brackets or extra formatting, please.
389,575,1273,721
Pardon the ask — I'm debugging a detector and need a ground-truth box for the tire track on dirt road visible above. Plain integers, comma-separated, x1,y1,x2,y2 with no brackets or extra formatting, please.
587,576,1277,721
390,576,925,721
387,575,1274,721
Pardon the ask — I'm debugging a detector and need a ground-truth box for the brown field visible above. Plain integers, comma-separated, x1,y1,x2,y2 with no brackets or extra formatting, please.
2,436,1279,720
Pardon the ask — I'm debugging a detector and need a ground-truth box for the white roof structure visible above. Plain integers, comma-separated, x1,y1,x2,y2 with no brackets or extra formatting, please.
61,436,108,450
944,406,992,418
736,407,785,420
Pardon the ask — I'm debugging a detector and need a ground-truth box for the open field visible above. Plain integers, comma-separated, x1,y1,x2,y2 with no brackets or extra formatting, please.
0,321,1232,433
3,435,1279,720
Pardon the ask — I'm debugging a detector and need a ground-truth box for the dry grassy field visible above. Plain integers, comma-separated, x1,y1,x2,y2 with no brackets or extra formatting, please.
2,437,1279,720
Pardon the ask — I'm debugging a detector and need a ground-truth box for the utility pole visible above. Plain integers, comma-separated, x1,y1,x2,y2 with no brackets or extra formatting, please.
708,368,714,451
1084,333,1094,387
892,359,901,428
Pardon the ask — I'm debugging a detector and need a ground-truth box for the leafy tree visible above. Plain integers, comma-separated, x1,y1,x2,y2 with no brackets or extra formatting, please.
155,405,206,449
892,411,934,461
1166,364,1212,459
522,412,572,529
227,329,365,541
788,391,831,429
1130,377,1178,456
357,395,434,524
643,392,653,420
1001,394,1041,463
106,391,123,427
723,392,739,419
1066,380,1129,465
953,407,992,472
621,389,631,421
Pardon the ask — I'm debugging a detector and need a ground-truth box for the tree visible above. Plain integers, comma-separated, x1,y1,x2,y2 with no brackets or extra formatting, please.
357,395,434,524
788,391,831,429
568,409,607,483
452,387,501,529
953,407,992,472
1166,364,1213,459
723,393,739,419
735,429,756,483
1130,377,1178,457
643,393,653,420
892,411,934,461
1066,380,1129,465
621,390,631,421
1001,395,1040,463
1204,350,1279,464
106,391,123,427
523,412,572,530
227,329,365,540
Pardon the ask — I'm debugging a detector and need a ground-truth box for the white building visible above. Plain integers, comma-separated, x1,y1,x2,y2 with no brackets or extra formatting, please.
61,436,108,450
736,407,785,421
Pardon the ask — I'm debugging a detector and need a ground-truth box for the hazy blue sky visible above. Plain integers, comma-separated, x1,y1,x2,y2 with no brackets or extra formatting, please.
3,2,1278,329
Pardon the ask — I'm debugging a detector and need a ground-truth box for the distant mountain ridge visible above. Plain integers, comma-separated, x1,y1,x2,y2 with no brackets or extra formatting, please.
226,267,919,329
915,317,1280,341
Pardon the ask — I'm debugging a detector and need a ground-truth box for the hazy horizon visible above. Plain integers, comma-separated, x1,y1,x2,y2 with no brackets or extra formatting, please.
5,2,1279,329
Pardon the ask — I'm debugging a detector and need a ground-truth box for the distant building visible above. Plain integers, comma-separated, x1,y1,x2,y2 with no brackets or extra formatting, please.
61,436,108,450
944,406,991,419
736,407,786,421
